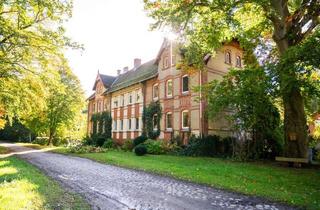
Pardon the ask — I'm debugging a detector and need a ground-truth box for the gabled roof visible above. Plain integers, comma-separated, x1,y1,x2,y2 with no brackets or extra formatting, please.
92,74,116,90
107,59,158,93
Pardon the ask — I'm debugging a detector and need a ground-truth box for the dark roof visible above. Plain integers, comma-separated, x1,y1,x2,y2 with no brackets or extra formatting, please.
107,59,158,93
92,74,116,90
100,74,116,87
86,93,95,101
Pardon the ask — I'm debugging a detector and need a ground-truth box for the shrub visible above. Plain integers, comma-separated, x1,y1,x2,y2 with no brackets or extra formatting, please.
95,136,106,147
144,139,165,155
32,137,48,145
134,144,147,156
179,135,233,157
133,135,147,146
122,140,134,151
83,136,93,145
68,145,108,154
161,141,182,154
102,138,113,148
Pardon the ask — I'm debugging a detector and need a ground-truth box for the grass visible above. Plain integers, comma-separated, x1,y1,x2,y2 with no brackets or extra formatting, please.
20,143,320,209
0,146,90,210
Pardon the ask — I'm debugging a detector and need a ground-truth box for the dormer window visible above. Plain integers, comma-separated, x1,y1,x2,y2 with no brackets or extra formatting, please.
225,50,232,64
236,55,242,67
163,56,169,69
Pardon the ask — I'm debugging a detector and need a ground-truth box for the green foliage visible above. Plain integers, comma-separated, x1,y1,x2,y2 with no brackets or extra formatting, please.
142,101,162,139
180,135,234,157
134,144,148,156
144,0,320,158
143,139,165,155
121,140,134,152
204,67,283,159
95,136,106,147
67,145,108,154
133,135,148,147
102,139,114,149
0,118,34,142
0,0,81,122
91,111,112,138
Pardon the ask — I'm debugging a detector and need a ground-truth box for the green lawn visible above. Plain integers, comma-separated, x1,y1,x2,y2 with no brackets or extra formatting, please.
0,146,90,210
20,143,320,209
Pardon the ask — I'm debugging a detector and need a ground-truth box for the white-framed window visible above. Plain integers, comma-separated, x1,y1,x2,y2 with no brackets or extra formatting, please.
182,110,189,129
225,50,231,64
182,75,189,93
128,118,132,130
113,100,118,108
113,120,117,131
166,112,173,130
163,56,169,69
136,91,140,102
236,55,242,67
129,93,133,104
135,117,139,130
121,94,124,107
153,83,159,100
120,120,123,131
166,79,173,97
153,114,158,130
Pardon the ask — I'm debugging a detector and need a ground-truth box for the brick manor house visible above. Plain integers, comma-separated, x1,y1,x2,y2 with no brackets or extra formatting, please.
87,39,243,143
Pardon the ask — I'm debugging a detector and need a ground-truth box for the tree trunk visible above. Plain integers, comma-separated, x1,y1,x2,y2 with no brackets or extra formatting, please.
274,37,308,158
47,129,54,146
282,86,308,158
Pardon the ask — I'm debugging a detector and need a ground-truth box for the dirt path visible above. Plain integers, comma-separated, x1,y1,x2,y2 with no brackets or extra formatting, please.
0,142,297,210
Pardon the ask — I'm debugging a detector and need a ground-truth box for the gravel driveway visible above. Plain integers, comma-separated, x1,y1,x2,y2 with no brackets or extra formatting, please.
0,142,297,210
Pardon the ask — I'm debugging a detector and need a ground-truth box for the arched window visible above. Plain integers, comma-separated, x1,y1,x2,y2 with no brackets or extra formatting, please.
225,50,231,64
236,55,242,67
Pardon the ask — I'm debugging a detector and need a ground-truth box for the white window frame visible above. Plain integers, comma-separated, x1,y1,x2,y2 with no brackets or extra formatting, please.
129,93,133,104
182,110,190,130
128,118,132,130
120,120,123,131
153,114,158,131
236,55,242,67
225,50,232,64
166,112,173,131
182,75,189,94
136,90,140,103
153,83,159,100
166,79,173,97
135,117,139,130
163,56,169,69
113,120,117,131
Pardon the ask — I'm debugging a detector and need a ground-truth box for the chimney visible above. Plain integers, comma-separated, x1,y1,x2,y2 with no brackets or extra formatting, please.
134,58,141,69
123,66,129,73
117,69,121,75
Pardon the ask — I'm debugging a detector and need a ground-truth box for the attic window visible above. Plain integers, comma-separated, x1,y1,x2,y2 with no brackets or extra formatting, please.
163,56,169,69
225,50,232,64
236,55,242,67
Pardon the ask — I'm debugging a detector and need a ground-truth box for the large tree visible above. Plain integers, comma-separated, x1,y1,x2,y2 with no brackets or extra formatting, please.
144,0,320,158
24,58,85,145
0,0,79,122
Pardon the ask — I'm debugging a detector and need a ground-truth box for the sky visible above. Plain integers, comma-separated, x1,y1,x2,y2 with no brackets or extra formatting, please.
64,0,166,96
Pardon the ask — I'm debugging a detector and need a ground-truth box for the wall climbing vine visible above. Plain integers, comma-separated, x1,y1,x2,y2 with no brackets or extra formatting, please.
143,101,162,139
91,111,112,138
